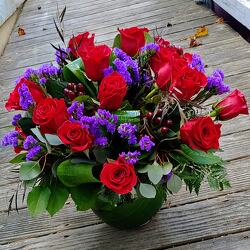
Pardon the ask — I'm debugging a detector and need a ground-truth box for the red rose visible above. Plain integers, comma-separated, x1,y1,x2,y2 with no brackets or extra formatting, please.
68,32,95,58
100,157,137,194
32,98,69,134
214,89,249,120
169,66,207,101
80,45,111,82
118,26,149,56
57,120,93,152
98,72,127,110
180,117,221,152
5,78,46,111
155,37,171,48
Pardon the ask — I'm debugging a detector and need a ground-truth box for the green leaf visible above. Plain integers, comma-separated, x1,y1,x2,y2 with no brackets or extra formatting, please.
148,163,163,185
70,184,100,211
93,147,109,163
45,79,68,98
181,144,223,165
27,186,51,217
47,185,69,216
18,118,36,135
144,32,154,44
9,153,27,164
139,183,156,198
31,127,46,143
112,34,121,48
114,110,140,125
138,164,151,173
63,58,96,98
167,174,182,193
44,134,63,146
19,161,41,181
162,162,173,175
57,159,99,187
73,95,95,110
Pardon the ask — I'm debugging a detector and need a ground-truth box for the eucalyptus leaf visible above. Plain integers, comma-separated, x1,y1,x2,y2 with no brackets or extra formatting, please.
9,153,27,164
148,163,163,185
31,127,46,143
57,159,99,187
167,174,182,193
138,164,151,173
27,186,51,217
45,134,63,146
19,161,41,181
162,162,173,175
47,185,69,216
139,183,156,199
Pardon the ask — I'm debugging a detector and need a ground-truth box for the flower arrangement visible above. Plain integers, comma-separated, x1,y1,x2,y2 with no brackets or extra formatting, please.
2,25,248,229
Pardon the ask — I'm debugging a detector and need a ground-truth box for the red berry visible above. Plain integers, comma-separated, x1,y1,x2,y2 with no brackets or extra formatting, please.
78,92,84,96
161,127,169,134
68,90,76,100
155,117,162,125
64,88,69,95
163,119,173,128
77,83,84,92
67,83,75,90
146,112,153,120
157,109,163,116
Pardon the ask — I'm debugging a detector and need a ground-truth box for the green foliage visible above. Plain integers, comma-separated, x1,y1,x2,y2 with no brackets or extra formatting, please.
45,79,68,98
114,110,140,125
93,147,109,163
70,184,100,211
31,127,46,143
167,174,182,193
144,32,154,44
139,183,156,198
57,159,99,187
19,161,41,181
147,163,164,185
44,134,63,146
27,186,51,217
73,95,96,110
9,153,27,164
47,185,69,216
112,34,121,48
17,118,36,135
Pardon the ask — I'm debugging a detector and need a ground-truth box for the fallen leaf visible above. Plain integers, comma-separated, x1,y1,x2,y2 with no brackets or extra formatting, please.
17,26,26,36
216,17,224,24
189,35,202,48
195,25,208,37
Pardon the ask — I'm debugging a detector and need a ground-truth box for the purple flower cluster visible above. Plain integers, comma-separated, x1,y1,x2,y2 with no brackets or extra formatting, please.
118,123,137,145
18,84,34,110
55,48,70,65
12,114,22,126
139,135,155,151
206,69,230,95
189,53,205,73
1,131,19,147
140,43,160,53
68,101,85,120
103,48,140,85
23,64,61,85
120,151,141,164
80,109,118,146
23,135,42,160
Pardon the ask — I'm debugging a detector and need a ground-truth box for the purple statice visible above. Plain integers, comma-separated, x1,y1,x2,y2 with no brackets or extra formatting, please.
113,48,130,61
1,131,19,147
39,77,47,85
142,72,153,88
38,64,60,77
120,151,141,165
12,114,22,126
126,59,140,82
189,53,205,73
55,47,70,65
113,58,133,84
26,145,42,161
97,109,118,134
140,43,160,53
23,68,36,80
94,137,108,146
118,123,137,145
18,84,34,110
206,69,230,95
23,135,38,150
103,66,114,77
139,135,155,152
68,101,85,120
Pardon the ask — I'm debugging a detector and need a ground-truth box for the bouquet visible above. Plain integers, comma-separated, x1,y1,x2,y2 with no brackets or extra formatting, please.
2,25,248,229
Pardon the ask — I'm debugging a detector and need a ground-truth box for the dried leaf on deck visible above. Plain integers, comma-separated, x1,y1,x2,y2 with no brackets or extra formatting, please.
216,17,224,24
17,26,26,36
195,25,208,37
189,36,202,48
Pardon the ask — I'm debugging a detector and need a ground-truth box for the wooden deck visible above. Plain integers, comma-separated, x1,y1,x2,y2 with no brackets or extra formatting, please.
0,0,250,249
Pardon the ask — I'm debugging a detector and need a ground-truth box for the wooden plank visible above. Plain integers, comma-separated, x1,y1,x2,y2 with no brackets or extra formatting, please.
2,190,250,249
171,230,250,250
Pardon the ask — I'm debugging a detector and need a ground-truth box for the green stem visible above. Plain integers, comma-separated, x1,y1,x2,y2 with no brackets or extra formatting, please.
209,110,218,117
145,87,159,100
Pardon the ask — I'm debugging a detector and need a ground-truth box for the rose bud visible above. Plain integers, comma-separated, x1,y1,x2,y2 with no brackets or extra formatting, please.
212,89,248,120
